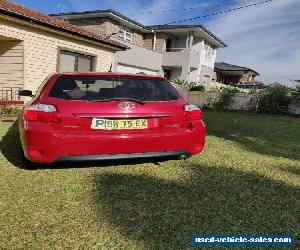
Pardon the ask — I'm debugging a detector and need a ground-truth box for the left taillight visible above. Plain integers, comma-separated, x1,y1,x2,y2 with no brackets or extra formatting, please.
184,104,202,120
23,104,61,123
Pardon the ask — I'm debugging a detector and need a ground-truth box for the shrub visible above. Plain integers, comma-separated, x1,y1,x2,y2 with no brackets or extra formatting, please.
248,89,261,95
170,78,188,87
189,85,205,91
0,107,22,115
187,81,197,90
170,78,203,91
290,86,300,104
201,98,214,110
206,82,249,93
212,87,240,110
257,85,291,114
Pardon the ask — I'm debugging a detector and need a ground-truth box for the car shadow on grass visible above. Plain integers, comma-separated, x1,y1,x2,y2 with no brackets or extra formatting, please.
203,111,300,161
91,166,299,250
0,122,176,170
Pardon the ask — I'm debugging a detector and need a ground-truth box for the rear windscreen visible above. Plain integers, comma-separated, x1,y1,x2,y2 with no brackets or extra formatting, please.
48,76,181,101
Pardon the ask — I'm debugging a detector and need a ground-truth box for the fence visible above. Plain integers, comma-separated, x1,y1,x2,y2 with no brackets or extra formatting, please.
0,87,22,101
177,88,300,115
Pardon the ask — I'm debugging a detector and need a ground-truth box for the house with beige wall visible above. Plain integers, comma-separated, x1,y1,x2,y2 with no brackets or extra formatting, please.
51,9,227,84
0,0,125,101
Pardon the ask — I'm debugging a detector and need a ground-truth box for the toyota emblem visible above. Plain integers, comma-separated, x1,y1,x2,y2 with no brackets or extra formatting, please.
118,102,136,111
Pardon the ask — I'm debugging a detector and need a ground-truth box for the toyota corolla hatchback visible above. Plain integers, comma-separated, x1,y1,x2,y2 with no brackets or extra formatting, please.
19,72,206,163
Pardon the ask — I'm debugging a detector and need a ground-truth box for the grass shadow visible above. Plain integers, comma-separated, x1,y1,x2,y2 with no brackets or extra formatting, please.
203,111,300,161
91,165,299,249
0,122,176,170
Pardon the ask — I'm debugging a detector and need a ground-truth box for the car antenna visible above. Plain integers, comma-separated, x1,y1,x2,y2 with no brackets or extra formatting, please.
108,64,112,72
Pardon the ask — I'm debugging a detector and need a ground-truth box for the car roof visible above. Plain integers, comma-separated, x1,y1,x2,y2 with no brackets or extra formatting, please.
55,72,166,80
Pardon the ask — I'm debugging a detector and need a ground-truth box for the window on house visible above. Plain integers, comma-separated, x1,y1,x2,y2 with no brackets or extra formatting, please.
59,50,94,72
118,26,133,42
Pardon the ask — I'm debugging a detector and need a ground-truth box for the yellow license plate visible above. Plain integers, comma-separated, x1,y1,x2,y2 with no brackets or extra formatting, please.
91,118,148,130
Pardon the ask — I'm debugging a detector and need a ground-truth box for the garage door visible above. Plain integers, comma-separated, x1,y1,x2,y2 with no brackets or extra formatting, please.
117,64,158,75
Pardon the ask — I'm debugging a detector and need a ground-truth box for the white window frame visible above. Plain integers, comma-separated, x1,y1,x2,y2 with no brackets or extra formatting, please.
118,26,133,42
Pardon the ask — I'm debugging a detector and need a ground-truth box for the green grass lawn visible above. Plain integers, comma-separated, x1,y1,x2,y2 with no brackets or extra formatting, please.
0,111,299,249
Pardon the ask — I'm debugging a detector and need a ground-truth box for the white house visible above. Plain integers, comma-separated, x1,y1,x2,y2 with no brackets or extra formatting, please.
51,9,227,83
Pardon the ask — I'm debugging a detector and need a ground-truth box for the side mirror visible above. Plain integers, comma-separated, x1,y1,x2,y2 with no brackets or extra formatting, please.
19,90,33,97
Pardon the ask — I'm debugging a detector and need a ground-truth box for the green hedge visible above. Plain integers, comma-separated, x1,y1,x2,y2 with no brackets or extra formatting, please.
257,85,299,114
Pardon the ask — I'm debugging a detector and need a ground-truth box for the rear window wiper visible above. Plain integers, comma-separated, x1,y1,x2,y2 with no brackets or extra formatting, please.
89,98,145,105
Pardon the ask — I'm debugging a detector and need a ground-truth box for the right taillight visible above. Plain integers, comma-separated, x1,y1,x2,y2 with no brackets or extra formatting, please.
23,104,61,123
184,104,202,120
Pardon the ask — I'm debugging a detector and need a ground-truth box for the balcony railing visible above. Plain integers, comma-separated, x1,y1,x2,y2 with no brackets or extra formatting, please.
0,87,22,101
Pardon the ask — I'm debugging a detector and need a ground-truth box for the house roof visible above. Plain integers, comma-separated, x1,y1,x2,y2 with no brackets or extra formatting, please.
0,0,126,50
215,62,260,76
148,25,227,47
50,9,148,31
50,9,226,47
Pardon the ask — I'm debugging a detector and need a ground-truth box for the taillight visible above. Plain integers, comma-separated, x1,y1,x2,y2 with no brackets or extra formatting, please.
23,104,61,123
184,104,202,120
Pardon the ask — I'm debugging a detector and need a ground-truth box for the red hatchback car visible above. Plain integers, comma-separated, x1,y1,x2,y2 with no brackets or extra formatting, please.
19,73,206,163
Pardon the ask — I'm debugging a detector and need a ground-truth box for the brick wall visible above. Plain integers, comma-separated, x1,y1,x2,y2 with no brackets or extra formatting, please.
132,31,144,47
143,33,153,50
69,17,144,47
240,73,251,83
154,33,166,53
105,19,119,35
240,72,258,83
69,18,108,35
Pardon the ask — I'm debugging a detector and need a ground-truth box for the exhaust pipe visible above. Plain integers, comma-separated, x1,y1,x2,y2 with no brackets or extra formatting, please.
178,154,188,160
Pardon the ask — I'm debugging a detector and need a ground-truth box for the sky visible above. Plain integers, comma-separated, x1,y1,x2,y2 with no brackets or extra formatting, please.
13,0,300,85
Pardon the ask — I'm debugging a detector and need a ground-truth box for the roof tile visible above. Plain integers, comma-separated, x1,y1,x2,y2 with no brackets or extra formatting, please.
0,0,126,49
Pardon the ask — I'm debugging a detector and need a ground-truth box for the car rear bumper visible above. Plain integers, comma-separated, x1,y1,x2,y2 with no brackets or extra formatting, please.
19,120,206,163
55,151,189,162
